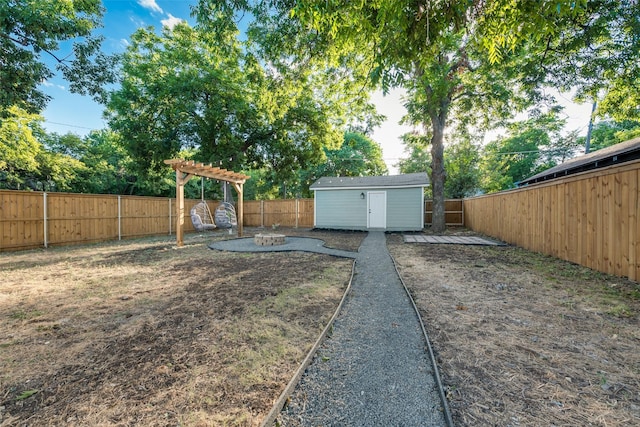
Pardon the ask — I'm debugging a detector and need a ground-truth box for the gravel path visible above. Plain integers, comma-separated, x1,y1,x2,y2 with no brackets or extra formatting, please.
276,231,448,426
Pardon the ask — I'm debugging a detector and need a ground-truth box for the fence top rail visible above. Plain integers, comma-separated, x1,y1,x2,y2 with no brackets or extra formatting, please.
0,190,179,201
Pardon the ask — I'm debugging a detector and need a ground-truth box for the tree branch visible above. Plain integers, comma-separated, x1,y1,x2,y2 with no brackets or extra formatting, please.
2,32,67,65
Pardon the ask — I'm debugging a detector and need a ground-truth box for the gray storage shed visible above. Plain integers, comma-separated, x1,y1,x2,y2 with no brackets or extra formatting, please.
310,173,430,231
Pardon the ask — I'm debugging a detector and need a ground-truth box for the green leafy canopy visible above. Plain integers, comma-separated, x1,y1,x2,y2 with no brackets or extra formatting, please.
0,0,116,114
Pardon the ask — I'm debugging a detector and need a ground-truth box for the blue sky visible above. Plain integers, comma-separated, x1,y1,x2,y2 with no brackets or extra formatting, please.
41,0,196,136
40,0,592,174
39,0,418,173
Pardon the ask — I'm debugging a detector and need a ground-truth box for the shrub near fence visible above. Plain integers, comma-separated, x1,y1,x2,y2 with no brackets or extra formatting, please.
464,159,640,282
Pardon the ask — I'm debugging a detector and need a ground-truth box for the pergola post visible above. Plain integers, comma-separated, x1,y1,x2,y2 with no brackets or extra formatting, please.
232,182,244,237
175,170,194,247
164,159,250,247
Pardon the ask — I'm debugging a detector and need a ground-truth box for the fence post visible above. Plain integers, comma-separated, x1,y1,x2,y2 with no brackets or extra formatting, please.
169,198,172,235
261,200,264,227
43,192,48,248
117,195,122,241
295,199,299,228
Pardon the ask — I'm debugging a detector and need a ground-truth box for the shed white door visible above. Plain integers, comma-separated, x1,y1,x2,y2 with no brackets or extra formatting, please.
367,191,386,229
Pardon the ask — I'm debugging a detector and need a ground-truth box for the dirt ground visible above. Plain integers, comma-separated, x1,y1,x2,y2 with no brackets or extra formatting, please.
2,227,639,426
388,230,640,426
0,228,362,427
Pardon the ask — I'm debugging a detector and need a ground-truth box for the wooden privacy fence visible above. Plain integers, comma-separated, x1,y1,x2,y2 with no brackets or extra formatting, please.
425,199,464,226
0,192,314,252
464,159,640,282
0,190,217,251
244,199,314,228
2,190,464,252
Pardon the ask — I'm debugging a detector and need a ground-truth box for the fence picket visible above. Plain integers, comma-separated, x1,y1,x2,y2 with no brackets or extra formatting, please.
464,159,640,281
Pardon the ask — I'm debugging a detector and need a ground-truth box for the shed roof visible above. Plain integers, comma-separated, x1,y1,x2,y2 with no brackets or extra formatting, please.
310,172,430,190
519,137,640,187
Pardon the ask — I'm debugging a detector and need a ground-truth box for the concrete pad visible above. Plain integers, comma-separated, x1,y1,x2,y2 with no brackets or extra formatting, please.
404,235,504,245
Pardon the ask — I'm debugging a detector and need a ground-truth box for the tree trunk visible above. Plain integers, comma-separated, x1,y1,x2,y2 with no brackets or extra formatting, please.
415,61,452,234
430,117,446,233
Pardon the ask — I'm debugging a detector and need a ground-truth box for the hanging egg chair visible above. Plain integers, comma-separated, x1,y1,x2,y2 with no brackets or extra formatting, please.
214,201,237,229
214,181,237,229
190,201,216,232
190,177,216,232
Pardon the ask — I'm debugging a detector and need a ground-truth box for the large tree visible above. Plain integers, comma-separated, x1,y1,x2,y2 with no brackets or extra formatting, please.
282,0,599,231
106,14,378,187
397,130,481,199
0,105,42,188
443,138,481,199
515,0,640,121
577,120,640,152
106,23,253,176
243,0,636,231
479,112,573,192
312,132,387,178
0,0,115,114
0,106,85,191
191,2,383,180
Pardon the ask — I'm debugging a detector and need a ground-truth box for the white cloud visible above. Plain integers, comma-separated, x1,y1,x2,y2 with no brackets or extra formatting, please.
42,80,66,91
129,15,146,28
161,14,185,30
119,38,130,49
138,0,163,14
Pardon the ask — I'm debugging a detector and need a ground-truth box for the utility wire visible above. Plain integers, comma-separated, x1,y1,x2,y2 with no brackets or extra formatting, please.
44,120,99,130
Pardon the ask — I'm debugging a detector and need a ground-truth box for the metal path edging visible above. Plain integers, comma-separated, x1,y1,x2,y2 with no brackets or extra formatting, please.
389,240,455,427
259,258,357,427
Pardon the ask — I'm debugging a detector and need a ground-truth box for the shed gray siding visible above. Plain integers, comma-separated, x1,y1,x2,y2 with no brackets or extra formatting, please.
314,189,367,229
311,173,428,231
385,187,423,230
314,187,424,231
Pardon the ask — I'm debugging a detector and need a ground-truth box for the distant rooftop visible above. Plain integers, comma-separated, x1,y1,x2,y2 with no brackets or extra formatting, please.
519,137,640,187
310,173,430,190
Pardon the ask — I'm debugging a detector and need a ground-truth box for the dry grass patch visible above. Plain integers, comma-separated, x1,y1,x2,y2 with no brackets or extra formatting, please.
0,230,358,426
388,232,640,426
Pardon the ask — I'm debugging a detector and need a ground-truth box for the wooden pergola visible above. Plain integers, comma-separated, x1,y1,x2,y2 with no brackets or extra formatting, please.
164,159,250,247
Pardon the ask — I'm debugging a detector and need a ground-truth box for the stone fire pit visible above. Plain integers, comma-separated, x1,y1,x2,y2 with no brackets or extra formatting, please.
254,233,286,246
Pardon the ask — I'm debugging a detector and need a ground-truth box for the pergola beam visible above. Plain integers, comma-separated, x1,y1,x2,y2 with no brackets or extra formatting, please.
164,159,248,184
164,159,250,246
